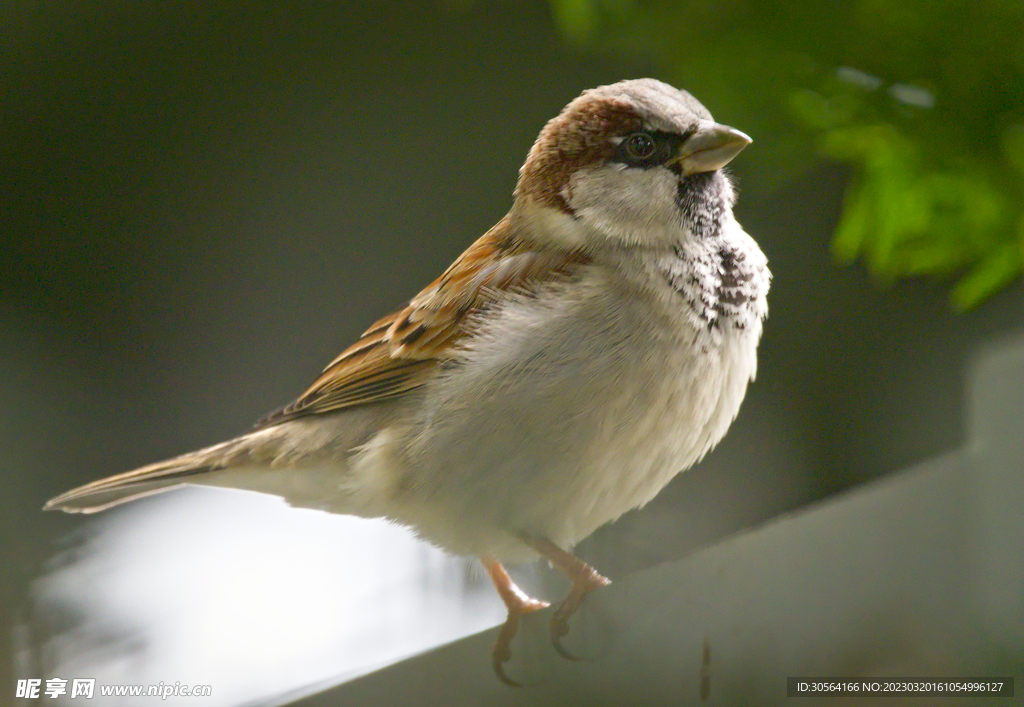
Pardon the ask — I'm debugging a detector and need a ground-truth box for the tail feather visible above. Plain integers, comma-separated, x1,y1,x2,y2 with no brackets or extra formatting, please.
44,438,243,514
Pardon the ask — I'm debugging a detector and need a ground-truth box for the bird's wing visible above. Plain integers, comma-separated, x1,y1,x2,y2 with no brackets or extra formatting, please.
44,219,588,513
258,217,589,426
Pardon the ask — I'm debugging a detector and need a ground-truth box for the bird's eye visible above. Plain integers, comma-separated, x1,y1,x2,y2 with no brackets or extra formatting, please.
623,132,657,161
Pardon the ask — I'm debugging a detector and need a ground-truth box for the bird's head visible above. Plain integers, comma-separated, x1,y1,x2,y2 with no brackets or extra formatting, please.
513,78,750,250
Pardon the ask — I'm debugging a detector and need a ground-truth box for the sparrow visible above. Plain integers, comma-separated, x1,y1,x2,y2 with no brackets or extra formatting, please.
45,78,770,684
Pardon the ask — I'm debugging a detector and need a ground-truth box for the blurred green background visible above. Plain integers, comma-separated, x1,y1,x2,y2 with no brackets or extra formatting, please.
550,0,1024,310
2,0,1022,703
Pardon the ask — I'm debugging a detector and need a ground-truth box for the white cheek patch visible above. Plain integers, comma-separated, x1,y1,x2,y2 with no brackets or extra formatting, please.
566,165,686,246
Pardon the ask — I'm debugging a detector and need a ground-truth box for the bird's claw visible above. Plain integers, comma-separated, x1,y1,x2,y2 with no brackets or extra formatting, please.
483,556,551,686
551,628,579,661
491,597,549,686
548,567,610,661
493,614,523,686
515,535,613,661
549,588,585,660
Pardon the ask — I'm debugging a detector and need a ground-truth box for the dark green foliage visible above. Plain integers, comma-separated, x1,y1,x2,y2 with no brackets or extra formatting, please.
549,0,1024,309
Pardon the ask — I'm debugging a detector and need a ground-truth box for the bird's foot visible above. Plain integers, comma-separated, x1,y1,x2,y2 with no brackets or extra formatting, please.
492,594,550,685
482,556,549,686
518,534,611,660
549,564,611,659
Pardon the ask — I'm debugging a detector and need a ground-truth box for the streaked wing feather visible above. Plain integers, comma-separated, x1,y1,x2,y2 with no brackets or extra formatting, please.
258,217,589,426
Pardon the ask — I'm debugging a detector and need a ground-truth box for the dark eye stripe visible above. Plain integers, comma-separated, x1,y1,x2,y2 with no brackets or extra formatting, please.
614,130,684,169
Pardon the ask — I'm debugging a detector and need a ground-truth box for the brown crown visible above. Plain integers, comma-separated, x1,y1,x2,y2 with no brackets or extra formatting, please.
514,95,643,214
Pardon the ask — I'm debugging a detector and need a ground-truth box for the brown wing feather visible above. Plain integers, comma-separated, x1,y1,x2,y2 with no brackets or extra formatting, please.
258,217,590,426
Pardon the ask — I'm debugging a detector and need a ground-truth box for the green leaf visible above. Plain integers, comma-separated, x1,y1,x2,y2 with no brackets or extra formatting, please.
896,239,968,275
830,179,871,263
951,240,1022,311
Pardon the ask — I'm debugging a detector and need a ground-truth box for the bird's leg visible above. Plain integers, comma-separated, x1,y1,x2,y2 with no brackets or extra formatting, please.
520,534,611,660
481,555,549,686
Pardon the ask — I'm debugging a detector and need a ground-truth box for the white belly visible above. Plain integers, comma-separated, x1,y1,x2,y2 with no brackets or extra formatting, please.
377,261,764,560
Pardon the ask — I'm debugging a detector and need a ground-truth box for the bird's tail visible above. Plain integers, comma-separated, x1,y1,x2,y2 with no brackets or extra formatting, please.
43,437,251,514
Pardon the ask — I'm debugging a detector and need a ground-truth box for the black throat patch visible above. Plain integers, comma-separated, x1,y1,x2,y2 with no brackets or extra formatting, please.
675,172,726,241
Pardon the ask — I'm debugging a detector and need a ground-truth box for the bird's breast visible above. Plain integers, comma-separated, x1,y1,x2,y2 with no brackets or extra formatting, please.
384,245,767,556
652,223,770,342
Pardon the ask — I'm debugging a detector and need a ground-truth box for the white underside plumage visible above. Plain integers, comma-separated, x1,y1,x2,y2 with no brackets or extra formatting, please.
49,214,768,566
369,216,767,560
187,218,767,564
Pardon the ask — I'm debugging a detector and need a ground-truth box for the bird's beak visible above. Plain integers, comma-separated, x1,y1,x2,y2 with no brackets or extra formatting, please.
675,122,752,175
